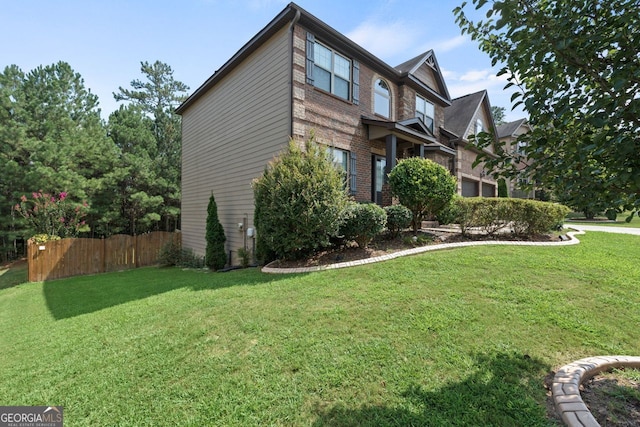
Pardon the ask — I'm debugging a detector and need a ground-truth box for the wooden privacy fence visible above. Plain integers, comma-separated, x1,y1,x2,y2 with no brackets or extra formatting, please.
27,231,180,282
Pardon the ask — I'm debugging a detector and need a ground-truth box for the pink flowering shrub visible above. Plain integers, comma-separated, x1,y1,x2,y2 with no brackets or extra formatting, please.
14,191,89,238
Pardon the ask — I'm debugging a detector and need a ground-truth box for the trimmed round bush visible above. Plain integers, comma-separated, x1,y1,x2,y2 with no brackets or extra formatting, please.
340,202,387,248
388,157,457,234
384,204,412,237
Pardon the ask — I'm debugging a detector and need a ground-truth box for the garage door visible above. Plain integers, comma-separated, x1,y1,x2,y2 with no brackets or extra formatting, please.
482,183,496,197
462,179,479,197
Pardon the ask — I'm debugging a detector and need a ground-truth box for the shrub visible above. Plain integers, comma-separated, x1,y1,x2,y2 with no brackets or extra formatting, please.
384,204,412,238
30,234,61,244
158,239,182,266
14,191,89,238
340,202,386,248
179,248,205,269
436,195,462,226
388,158,457,235
158,239,206,268
237,248,251,268
455,198,570,238
205,193,227,270
497,178,508,198
253,135,349,261
605,208,618,221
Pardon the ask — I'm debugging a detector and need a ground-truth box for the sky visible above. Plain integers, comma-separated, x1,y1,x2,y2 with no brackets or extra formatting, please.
2,0,526,123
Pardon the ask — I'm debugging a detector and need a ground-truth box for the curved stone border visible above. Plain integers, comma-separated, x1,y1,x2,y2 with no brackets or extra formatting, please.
553,356,640,427
262,229,585,274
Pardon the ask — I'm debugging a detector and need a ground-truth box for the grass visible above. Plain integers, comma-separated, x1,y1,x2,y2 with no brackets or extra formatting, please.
566,211,640,228
1,232,639,426
0,259,27,290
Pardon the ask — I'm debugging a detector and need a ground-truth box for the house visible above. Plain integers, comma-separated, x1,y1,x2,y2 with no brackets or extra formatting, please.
443,90,499,197
496,118,533,198
176,2,496,263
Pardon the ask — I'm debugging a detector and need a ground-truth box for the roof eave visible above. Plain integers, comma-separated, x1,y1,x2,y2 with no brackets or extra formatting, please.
405,75,452,106
176,5,297,114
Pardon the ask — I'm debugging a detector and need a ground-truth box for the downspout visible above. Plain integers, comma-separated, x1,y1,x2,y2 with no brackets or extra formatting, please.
288,9,301,138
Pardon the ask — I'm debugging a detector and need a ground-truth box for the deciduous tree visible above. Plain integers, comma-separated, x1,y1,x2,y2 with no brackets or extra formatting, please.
455,0,640,218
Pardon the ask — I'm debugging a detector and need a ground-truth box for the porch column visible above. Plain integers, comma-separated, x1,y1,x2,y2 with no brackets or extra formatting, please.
418,143,425,158
385,134,397,177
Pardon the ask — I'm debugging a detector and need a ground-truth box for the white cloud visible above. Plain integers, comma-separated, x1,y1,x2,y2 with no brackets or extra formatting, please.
446,68,509,96
430,35,467,53
346,20,419,59
459,69,492,82
440,67,457,80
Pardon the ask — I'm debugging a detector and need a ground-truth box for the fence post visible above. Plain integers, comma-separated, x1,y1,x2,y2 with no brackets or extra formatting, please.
134,234,138,268
27,239,33,282
101,237,106,273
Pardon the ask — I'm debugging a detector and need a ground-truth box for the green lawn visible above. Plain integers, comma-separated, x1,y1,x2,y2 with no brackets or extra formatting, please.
1,232,639,426
566,211,640,228
0,260,27,290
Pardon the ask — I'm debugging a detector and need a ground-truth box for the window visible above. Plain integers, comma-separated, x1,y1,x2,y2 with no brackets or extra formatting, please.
374,79,391,118
329,147,349,172
415,95,434,133
313,42,351,100
306,33,359,104
516,141,527,156
475,119,484,135
327,147,357,195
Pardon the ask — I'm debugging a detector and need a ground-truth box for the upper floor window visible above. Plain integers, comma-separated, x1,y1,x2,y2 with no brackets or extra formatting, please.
313,42,351,100
475,119,484,135
415,95,434,133
306,33,360,104
374,79,391,118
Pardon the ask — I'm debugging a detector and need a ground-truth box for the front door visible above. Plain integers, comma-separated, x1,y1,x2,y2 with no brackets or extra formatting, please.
372,155,386,205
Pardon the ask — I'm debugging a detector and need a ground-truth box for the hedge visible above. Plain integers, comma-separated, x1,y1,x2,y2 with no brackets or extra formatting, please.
455,198,570,237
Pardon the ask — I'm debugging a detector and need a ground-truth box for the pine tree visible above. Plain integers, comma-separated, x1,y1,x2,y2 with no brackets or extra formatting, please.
205,193,226,270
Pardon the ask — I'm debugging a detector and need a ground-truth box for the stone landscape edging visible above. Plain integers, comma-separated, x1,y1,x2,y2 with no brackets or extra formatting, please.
261,229,585,274
553,356,640,427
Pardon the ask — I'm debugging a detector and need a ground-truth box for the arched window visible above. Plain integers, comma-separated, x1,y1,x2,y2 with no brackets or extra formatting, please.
374,79,391,118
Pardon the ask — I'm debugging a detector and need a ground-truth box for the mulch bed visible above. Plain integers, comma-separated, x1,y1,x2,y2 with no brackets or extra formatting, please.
267,229,561,269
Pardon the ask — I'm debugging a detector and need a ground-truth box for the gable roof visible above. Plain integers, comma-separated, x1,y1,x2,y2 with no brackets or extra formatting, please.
496,118,529,139
444,90,494,140
395,50,451,104
177,2,452,114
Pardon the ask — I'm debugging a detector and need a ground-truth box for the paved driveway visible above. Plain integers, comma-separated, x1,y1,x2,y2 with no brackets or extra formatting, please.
565,224,640,235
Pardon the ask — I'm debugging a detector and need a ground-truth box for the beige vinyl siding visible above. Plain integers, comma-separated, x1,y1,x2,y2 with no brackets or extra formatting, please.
181,26,291,262
413,64,438,92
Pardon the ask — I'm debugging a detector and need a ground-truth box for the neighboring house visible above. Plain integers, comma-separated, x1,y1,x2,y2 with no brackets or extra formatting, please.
176,2,495,263
443,90,499,197
496,118,533,198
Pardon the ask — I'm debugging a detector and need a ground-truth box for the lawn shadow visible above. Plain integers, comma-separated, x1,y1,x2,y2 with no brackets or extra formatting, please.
42,266,298,320
0,259,28,290
312,351,555,426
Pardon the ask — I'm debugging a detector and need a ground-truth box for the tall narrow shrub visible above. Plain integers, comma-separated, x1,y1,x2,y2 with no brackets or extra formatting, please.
205,192,226,270
497,178,509,198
